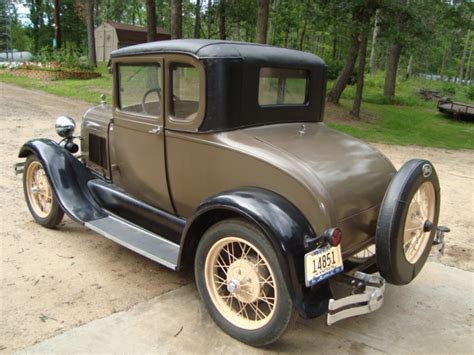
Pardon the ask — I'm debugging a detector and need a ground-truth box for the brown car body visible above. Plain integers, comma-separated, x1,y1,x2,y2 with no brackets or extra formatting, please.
82,40,395,258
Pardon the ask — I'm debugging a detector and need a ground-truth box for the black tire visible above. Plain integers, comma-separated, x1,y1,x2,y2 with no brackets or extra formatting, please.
376,159,440,285
194,219,294,347
23,154,64,228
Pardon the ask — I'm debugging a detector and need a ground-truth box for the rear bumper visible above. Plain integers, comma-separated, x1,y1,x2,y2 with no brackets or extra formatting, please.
327,272,385,325
326,226,449,325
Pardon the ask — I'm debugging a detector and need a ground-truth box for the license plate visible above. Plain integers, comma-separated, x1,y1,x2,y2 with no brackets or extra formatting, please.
304,244,343,287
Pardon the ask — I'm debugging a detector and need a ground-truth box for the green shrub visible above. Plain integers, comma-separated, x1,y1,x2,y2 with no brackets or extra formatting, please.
442,83,457,95
35,47,94,71
326,61,343,81
465,85,474,101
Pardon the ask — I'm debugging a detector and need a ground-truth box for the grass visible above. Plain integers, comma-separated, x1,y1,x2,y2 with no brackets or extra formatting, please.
0,63,113,104
0,65,472,150
325,73,474,150
326,100,474,150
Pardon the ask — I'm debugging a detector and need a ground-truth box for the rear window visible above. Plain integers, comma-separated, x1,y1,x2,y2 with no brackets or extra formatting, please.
258,67,308,106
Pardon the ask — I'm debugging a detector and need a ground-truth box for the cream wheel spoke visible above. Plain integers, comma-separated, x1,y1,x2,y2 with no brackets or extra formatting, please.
260,274,275,288
249,301,268,320
403,182,435,264
405,226,422,233
205,236,278,330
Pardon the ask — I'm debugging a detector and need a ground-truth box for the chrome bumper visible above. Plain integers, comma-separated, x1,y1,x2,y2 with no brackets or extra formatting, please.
327,226,449,325
327,271,385,325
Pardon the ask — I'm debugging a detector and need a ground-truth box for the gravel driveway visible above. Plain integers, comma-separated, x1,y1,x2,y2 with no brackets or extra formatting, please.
1,83,472,352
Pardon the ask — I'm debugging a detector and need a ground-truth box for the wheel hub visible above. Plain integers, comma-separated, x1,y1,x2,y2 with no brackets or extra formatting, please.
226,278,240,293
226,258,261,303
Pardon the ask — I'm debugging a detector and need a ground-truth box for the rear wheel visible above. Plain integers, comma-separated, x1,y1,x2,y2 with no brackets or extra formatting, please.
23,155,64,228
376,159,440,285
194,219,294,346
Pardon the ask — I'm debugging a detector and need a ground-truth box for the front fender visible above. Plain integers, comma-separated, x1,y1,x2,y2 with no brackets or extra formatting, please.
19,139,106,224
180,187,326,317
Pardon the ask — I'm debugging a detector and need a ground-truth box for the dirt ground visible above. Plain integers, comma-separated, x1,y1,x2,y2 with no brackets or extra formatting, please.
1,83,472,353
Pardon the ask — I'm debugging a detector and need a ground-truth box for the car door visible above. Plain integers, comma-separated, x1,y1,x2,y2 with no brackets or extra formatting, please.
110,56,174,213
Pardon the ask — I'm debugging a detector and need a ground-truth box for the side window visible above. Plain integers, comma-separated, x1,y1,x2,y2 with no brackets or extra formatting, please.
258,67,308,106
118,63,161,117
170,64,200,120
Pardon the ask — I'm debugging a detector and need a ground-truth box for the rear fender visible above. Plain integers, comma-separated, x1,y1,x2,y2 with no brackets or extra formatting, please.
179,187,321,316
19,139,106,224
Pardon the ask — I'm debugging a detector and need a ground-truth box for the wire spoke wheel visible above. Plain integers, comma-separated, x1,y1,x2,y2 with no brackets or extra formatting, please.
26,161,53,218
376,159,440,285
204,236,277,330
402,181,435,264
349,244,375,262
23,155,64,228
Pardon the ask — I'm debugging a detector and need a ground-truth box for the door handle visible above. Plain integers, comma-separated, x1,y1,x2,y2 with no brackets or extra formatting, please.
148,126,162,135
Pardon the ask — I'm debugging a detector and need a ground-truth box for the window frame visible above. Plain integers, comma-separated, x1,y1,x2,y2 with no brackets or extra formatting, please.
112,56,164,124
258,67,310,107
164,54,206,132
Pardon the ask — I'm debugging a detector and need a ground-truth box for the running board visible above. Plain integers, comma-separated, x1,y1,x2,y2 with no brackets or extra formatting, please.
85,216,179,270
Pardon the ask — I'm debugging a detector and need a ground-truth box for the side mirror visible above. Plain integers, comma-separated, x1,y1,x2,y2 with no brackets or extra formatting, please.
55,116,76,138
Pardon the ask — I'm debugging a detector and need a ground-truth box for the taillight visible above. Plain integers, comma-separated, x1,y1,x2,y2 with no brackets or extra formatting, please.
324,227,342,246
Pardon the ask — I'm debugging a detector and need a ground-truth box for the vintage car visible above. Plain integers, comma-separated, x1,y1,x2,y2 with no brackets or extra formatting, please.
16,40,447,346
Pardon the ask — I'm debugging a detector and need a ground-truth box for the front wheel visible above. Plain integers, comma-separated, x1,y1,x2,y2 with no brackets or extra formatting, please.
23,154,64,228
194,219,294,346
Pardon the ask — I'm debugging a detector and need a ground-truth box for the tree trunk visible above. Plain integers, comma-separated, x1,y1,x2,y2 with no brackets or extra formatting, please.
299,18,307,50
351,34,368,118
86,0,97,66
146,0,157,42
236,21,241,40
171,0,182,39
206,0,213,39
218,0,226,40
53,0,61,50
327,33,361,104
383,43,402,97
194,0,201,38
466,46,473,81
440,49,447,77
30,0,42,53
459,29,471,84
406,55,413,79
369,10,380,75
284,29,289,48
332,35,337,61
256,0,269,44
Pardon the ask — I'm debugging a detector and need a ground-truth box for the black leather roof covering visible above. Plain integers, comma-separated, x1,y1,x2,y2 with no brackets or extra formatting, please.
112,39,327,131
111,39,324,67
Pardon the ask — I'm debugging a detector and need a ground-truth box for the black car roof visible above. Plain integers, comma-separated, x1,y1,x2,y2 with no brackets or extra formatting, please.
111,39,325,67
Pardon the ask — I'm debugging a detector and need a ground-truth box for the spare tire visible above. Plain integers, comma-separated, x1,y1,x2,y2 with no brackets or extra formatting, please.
376,159,440,285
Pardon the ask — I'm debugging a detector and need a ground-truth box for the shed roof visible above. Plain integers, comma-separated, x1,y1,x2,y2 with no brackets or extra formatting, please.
111,39,325,67
105,22,170,44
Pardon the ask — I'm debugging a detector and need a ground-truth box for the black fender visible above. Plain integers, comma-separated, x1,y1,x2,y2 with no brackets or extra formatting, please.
19,139,107,224
179,187,328,318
